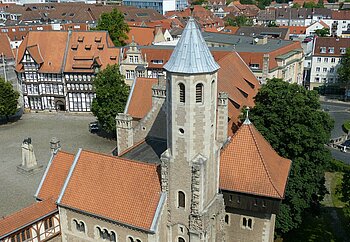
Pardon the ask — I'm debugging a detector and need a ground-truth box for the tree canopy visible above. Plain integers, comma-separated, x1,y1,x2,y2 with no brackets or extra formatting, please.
91,64,129,134
337,48,350,98
249,78,334,233
314,28,330,37
226,15,253,27
0,78,19,121
94,9,130,46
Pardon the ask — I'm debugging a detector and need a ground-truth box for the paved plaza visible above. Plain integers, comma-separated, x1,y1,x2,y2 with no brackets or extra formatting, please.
0,112,116,217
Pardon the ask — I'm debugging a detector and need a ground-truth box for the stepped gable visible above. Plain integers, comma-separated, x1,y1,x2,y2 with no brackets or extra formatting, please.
57,149,161,231
35,150,75,201
164,17,220,74
220,119,291,199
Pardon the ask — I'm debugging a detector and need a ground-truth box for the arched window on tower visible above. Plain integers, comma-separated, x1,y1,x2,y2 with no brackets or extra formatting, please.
196,83,203,103
179,83,185,103
178,191,185,208
211,80,215,103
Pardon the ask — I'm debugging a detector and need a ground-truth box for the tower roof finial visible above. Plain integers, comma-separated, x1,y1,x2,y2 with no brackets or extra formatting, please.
243,107,251,125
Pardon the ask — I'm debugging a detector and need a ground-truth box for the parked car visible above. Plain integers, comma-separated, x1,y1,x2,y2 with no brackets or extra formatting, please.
302,37,312,43
89,121,99,133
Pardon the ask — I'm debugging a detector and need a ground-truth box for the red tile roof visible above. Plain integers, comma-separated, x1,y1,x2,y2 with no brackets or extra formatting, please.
126,78,158,119
58,149,161,230
220,122,291,199
313,37,350,57
0,199,57,238
126,27,155,46
16,31,69,73
0,33,14,59
332,10,350,20
36,151,75,201
280,26,306,35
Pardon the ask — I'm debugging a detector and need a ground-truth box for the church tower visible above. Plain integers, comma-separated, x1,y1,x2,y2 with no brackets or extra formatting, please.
162,18,225,242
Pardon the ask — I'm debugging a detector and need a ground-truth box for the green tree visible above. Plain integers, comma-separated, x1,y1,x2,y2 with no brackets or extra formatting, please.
267,21,278,27
249,78,334,233
0,78,19,121
226,15,253,27
315,28,330,37
292,3,301,8
94,9,130,46
91,64,129,134
337,48,350,99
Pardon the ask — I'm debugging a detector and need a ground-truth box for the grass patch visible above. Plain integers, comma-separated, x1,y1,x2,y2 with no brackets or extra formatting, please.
343,120,350,133
330,172,345,208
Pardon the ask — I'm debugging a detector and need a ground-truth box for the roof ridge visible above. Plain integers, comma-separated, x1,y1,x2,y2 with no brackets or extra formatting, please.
248,125,283,198
81,148,159,167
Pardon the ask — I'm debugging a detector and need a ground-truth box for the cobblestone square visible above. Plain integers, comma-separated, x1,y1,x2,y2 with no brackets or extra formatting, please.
0,113,116,217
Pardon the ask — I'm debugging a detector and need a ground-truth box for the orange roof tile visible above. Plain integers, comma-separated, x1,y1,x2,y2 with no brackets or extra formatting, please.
58,149,161,231
16,31,68,73
0,199,57,238
64,31,119,73
126,78,158,119
280,26,306,35
126,27,155,46
35,151,75,201
220,122,291,199
0,33,14,59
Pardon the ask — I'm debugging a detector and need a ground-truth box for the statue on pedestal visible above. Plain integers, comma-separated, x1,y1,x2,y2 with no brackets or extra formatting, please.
17,137,43,175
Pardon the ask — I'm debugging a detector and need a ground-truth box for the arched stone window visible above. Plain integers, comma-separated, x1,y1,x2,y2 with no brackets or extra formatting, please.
110,231,116,242
178,191,185,208
128,236,134,242
196,83,203,103
179,83,185,103
211,80,215,103
178,237,186,242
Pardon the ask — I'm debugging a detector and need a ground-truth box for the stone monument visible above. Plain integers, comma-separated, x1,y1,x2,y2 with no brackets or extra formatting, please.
17,138,43,175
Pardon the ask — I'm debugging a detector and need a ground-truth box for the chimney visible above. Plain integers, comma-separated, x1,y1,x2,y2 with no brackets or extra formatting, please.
50,137,61,155
115,113,133,155
216,92,228,145
152,73,166,105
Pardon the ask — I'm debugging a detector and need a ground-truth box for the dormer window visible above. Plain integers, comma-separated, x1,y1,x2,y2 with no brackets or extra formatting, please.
320,47,326,53
85,45,91,50
340,47,346,54
78,36,84,42
328,47,334,54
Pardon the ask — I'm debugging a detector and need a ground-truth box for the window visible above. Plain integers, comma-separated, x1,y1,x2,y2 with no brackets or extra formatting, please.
242,216,253,230
317,57,321,63
179,83,185,103
134,56,139,63
324,58,328,62
178,191,185,208
211,80,215,103
178,238,185,242
331,58,336,63
129,56,133,63
320,47,326,53
225,214,230,224
44,217,54,230
316,67,320,72
73,219,85,233
340,48,346,54
330,67,335,73
328,47,334,53
323,68,327,73
195,83,203,103
249,63,259,69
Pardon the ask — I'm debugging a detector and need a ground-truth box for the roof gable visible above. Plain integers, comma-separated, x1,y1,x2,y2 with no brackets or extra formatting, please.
220,122,291,199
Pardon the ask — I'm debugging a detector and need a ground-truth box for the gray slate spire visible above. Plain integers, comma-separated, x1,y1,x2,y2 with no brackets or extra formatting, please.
164,18,220,74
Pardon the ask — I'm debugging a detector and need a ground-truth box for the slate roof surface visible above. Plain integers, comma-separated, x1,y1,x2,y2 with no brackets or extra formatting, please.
58,149,161,231
220,122,291,199
35,151,75,201
164,18,220,74
0,199,57,239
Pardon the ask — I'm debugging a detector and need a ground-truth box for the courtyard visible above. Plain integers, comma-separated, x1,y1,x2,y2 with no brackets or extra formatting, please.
0,112,116,217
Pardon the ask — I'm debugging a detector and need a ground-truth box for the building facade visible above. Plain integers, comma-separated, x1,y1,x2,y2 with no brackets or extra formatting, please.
16,30,119,112
309,37,350,89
